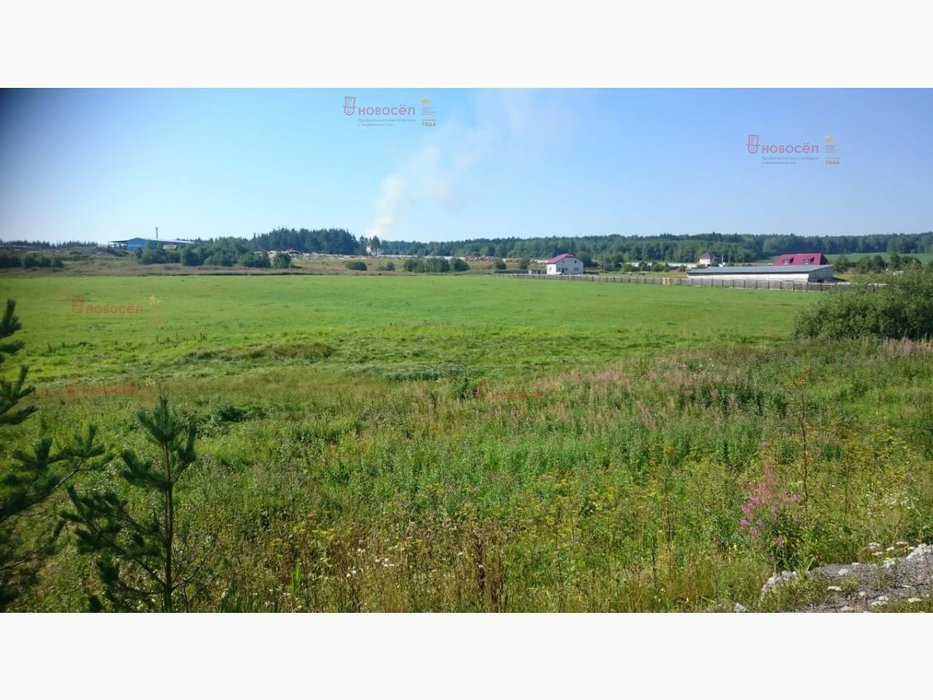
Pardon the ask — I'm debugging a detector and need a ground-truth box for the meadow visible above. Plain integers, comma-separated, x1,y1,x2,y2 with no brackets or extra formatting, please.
1,274,931,611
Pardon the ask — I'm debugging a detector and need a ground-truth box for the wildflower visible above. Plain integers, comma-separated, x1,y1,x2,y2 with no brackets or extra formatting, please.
775,537,783,547
739,518,749,527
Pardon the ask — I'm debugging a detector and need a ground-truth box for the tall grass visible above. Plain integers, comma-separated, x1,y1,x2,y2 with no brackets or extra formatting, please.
9,336,931,611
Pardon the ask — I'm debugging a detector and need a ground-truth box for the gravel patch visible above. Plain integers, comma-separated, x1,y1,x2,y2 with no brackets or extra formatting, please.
760,543,933,612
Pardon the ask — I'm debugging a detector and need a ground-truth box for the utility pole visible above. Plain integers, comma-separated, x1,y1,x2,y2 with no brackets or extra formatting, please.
155,226,159,241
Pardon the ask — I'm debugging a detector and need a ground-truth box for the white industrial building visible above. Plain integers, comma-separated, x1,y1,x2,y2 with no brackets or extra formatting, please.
687,264,835,283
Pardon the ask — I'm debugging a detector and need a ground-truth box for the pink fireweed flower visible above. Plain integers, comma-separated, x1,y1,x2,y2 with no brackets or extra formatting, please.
739,465,800,535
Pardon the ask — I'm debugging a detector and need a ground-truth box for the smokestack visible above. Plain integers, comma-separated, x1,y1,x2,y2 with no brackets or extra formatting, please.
155,226,159,241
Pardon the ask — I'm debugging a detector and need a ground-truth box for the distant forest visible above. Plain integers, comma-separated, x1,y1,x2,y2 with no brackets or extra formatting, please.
248,228,933,263
377,231,933,263
4,229,932,266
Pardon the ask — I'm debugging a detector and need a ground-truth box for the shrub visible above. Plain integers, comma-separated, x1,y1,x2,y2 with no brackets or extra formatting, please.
238,252,271,268
346,260,367,271
794,266,933,340
180,248,202,266
0,253,20,269
452,259,470,272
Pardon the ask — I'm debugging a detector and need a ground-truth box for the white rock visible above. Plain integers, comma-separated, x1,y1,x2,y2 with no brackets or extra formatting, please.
734,603,748,613
827,585,842,592
840,606,855,612
761,570,798,596
837,568,849,576
906,544,933,560
907,598,922,604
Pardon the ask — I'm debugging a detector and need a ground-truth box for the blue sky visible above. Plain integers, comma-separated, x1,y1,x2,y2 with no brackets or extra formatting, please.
1,88,931,243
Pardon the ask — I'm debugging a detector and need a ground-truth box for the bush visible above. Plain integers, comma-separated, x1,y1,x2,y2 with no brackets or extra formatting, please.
0,253,20,269
139,247,181,265
21,254,52,268
794,266,933,340
452,259,470,272
346,260,367,271
238,252,271,268
402,257,449,273
180,248,202,266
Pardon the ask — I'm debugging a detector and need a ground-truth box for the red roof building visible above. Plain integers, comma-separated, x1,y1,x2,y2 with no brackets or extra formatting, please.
773,252,829,266
547,253,576,264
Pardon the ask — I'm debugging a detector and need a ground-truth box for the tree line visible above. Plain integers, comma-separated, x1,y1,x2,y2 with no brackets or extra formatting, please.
0,252,65,269
377,231,933,263
7,229,932,269
134,228,360,266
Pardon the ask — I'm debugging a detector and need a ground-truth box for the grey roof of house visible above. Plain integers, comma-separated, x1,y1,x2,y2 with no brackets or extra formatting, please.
687,265,833,276
110,238,192,245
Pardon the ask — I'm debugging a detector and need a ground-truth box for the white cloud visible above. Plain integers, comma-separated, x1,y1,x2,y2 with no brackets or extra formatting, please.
365,90,580,240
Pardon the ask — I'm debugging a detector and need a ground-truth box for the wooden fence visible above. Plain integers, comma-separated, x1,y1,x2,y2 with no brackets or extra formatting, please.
501,273,836,292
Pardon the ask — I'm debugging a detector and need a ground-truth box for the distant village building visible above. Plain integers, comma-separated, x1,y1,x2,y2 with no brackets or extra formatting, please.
546,253,584,275
697,252,717,267
772,252,830,266
109,237,193,251
687,264,835,283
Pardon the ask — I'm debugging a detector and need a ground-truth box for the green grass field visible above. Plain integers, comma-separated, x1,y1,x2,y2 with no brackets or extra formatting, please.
5,275,812,385
1,274,931,611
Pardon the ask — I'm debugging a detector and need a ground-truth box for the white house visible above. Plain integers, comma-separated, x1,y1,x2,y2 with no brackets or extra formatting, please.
698,251,717,267
546,253,584,275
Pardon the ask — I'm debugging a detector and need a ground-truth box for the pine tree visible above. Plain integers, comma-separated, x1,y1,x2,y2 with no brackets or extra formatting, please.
65,396,203,612
0,299,111,609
